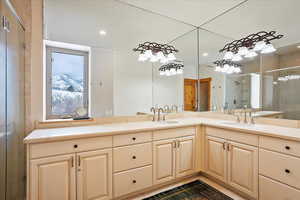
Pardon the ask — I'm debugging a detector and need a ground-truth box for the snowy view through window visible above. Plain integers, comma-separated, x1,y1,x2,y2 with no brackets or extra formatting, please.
51,52,86,116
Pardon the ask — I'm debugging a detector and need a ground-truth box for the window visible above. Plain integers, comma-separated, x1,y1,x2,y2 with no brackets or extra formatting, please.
45,46,89,119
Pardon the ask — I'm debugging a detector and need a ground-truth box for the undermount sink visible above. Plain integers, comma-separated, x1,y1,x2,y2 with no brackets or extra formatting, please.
221,121,254,126
159,120,179,124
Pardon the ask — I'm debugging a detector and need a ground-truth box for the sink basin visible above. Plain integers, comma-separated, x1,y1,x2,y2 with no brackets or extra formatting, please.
221,121,254,126
159,120,179,124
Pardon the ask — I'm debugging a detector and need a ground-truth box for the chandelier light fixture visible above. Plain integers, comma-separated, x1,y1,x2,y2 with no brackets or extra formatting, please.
214,60,242,74
159,62,184,76
133,42,179,64
220,31,283,62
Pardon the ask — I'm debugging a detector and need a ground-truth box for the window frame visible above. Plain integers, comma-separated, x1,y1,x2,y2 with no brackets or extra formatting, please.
45,46,89,120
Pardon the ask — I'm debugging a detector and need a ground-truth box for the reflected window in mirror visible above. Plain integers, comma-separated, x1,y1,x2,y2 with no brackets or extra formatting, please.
45,43,89,120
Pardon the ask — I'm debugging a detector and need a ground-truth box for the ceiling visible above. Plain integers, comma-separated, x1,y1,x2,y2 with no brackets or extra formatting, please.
45,0,300,65
44,0,194,50
119,0,300,48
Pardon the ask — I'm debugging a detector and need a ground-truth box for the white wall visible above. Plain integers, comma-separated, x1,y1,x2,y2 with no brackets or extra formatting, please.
199,65,225,110
113,50,153,116
152,64,184,109
90,47,114,117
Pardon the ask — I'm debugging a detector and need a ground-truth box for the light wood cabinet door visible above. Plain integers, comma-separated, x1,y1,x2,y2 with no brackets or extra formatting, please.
77,149,112,200
227,141,258,199
30,154,76,200
153,139,176,185
176,136,195,178
205,136,227,182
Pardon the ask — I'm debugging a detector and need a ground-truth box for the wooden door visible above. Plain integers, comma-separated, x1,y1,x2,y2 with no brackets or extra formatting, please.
30,154,76,200
176,136,195,178
153,139,176,185
184,79,197,111
227,141,258,199
199,78,211,111
77,149,112,200
205,136,227,182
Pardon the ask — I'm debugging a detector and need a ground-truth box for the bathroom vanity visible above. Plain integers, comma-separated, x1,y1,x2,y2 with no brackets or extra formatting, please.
24,117,300,200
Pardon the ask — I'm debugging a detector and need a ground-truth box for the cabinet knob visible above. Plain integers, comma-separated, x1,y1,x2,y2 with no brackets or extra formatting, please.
132,156,136,159
74,144,78,148
285,169,290,174
285,146,291,150
132,180,136,184
132,137,136,141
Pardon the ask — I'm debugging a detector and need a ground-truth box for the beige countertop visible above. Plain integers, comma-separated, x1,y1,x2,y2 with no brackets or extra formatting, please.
24,117,300,144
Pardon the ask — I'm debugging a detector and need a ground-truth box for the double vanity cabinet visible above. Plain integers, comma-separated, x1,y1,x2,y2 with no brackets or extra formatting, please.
26,127,197,200
25,119,300,200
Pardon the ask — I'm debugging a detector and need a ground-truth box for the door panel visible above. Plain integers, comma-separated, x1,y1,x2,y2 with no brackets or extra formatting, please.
228,141,258,199
77,149,112,200
153,139,176,184
176,136,195,178
30,154,76,200
4,6,26,200
0,12,6,200
184,79,197,111
205,136,227,182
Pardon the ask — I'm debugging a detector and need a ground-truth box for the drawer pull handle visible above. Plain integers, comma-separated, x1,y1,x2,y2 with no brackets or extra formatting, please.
74,144,78,148
285,146,291,150
285,169,290,174
132,180,136,184
132,137,136,141
132,156,136,159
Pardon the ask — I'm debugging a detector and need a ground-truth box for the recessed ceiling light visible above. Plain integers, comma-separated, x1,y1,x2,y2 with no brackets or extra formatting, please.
202,52,208,57
99,30,107,36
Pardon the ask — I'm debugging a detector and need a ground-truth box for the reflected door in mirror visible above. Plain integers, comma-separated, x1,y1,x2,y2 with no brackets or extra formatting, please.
200,78,211,111
184,79,197,111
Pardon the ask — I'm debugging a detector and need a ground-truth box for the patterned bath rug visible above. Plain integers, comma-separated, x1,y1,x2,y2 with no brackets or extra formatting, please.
143,180,234,200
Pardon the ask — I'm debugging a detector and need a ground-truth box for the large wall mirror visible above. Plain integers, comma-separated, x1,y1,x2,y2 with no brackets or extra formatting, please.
44,0,300,121
44,0,196,118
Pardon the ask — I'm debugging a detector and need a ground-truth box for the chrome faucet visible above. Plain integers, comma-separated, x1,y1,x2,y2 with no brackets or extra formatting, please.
171,105,178,113
164,105,170,113
150,107,156,121
249,110,255,124
243,105,248,123
158,108,164,121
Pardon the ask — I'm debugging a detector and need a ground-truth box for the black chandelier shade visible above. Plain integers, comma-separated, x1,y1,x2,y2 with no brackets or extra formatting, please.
133,42,179,54
213,60,242,68
219,31,283,54
159,63,184,72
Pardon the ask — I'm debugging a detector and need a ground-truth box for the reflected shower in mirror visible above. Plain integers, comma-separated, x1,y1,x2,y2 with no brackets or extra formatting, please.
262,44,300,120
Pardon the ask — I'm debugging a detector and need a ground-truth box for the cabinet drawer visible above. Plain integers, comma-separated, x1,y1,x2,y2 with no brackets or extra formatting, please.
260,136,300,157
153,127,195,141
113,132,152,147
206,127,258,146
113,165,152,197
259,149,300,189
113,143,152,172
259,175,300,200
30,136,112,159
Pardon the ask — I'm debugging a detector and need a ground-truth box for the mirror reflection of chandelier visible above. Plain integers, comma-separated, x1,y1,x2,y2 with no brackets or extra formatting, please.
220,31,283,62
213,60,241,74
159,62,184,76
133,42,178,64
